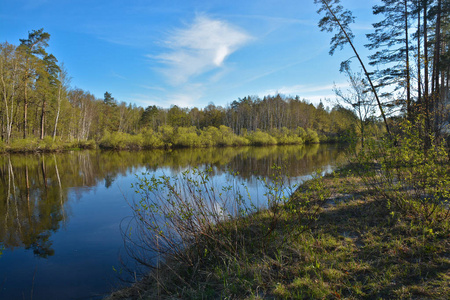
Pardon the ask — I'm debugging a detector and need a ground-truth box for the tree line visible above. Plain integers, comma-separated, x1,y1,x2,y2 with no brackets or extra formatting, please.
0,29,363,151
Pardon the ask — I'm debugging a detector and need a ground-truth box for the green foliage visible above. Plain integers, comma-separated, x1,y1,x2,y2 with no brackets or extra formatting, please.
38,136,61,151
270,127,304,145
354,120,450,227
8,138,40,152
157,125,174,147
217,125,249,146
173,126,202,147
305,128,320,144
99,131,143,150
141,128,164,149
246,129,277,146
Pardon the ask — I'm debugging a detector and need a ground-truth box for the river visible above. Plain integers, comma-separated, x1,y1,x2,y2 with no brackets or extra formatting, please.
0,144,347,299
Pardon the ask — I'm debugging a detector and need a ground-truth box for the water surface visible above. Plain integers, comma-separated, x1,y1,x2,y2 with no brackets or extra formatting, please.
0,144,347,299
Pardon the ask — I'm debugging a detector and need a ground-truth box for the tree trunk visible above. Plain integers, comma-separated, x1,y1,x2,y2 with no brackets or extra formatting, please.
53,82,62,140
417,0,421,106
40,98,46,140
405,0,411,119
24,83,28,139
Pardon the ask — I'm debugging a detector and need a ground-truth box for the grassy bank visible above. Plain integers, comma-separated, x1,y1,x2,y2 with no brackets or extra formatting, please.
0,126,324,153
106,159,450,299
0,137,96,153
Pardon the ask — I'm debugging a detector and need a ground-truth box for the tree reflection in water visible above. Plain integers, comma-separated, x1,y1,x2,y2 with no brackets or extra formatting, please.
0,145,346,258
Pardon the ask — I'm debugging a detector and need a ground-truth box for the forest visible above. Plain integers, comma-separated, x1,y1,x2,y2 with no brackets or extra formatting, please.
0,29,373,152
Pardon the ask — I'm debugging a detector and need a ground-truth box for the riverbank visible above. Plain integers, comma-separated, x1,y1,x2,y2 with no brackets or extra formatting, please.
0,137,96,153
106,162,450,299
0,126,326,153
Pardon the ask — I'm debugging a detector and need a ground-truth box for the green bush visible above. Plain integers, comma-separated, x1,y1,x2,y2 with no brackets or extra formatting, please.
354,120,450,227
99,131,143,150
270,127,304,145
78,139,97,149
246,129,277,146
216,125,249,146
173,126,202,147
158,125,175,147
142,128,164,149
38,136,61,151
9,138,39,152
199,126,218,147
305,128,320,144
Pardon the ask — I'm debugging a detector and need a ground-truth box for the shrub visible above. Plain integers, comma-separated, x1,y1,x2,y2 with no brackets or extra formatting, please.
199,126,218,147
99,131,143,150
353,120,450,227
9,138,39,152
271,127,304,145
142,128,164,149
38,136,62,151
246,129,277,146
173,126,201,147
216,125,249,146
305,128,320,144
158,125,175,148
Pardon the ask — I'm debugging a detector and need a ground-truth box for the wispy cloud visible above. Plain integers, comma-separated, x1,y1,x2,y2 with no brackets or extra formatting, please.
129,93,163,107
264,82,347,96
110,71,127,80
138,84,166,92
166,84,205,108
153,15,252,85
261,82,349,105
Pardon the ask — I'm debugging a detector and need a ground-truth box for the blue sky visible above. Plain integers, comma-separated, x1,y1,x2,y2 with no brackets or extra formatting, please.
1,0,381,109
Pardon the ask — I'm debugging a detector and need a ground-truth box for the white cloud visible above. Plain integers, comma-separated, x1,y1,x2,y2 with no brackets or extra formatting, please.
110,71,127,80
261,82,350,105
154,15,252,85
129,94,163,107
166,84,205,108
264,82,347,97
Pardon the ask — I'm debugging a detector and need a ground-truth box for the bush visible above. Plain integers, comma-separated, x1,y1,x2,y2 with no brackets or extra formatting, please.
173,126,201,147
142,128,164,149
198,126,218,147
158,125,175,148
305,128,320,144
246,129,277,146
9,138,39,152
353,120,450,227
99,131,143,150
270,127,304,145
216,125,249,146
38,136,61,151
